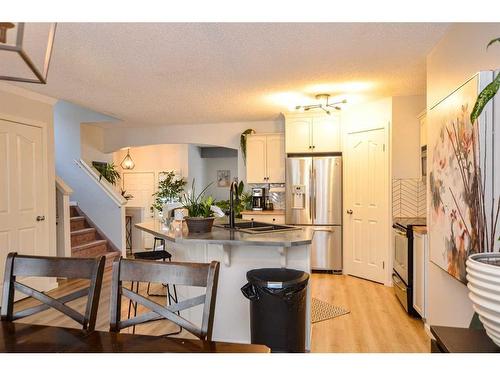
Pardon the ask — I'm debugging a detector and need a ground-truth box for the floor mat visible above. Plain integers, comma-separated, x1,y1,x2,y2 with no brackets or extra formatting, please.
311,297,350,323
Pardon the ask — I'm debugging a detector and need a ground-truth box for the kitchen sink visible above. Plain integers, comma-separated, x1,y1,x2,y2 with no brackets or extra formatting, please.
215,221,301,234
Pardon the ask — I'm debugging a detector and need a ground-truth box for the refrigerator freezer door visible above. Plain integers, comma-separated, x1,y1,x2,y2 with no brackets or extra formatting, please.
311,226,342,271
313,156,342,225
286,157,313,225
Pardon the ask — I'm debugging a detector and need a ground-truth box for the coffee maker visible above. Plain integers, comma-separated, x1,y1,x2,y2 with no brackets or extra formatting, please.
251,188,265,211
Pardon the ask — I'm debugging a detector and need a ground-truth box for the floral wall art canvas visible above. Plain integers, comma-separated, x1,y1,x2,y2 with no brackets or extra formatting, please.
428,75,482,283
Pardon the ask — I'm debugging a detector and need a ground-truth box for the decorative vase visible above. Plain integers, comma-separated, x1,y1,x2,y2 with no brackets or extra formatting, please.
185,217,215,233
466,253,500,346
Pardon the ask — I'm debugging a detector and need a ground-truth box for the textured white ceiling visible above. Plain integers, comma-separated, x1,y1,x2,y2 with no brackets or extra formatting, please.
14,23,449,127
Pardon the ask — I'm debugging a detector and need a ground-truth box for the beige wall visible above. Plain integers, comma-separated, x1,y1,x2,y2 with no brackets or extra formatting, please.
0,84,57,258
427,23,500,108
102,119,283,185
391,95,426,179
113,144,189,179
426,23,500,328
81,124,113,165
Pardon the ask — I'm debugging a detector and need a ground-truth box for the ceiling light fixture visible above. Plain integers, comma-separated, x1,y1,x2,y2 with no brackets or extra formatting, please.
295,94,347,115
120,149,135,170
0,22,57,84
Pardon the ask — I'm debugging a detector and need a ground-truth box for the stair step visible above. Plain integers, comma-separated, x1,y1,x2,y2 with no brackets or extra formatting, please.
70,216,87,231
72,239,108,257
70,227,97,247
103,251,121,268
69,205,80,218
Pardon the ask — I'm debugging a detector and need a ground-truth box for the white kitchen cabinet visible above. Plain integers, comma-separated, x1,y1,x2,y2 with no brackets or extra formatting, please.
413,231,428,320
285,113,341,153
285,117,312,153
311,115,341,152
241,213,285,224
246,133,285,183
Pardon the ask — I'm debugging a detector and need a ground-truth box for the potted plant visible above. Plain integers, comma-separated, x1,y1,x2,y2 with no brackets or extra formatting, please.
215,181,252,217
460,36,500,346
151,171,186,214
240,129,255,164
92,161,121,186
181,180,217,233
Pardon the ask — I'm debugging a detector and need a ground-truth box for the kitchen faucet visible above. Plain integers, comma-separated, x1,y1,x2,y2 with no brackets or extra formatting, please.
229,181,239,229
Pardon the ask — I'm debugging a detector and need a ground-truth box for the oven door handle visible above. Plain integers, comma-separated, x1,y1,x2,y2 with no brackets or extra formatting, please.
392,274,406,291
393,229,407,237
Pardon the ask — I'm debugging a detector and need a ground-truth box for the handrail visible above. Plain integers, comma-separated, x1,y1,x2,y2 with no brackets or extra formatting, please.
73,159,127,207
55,175,73,196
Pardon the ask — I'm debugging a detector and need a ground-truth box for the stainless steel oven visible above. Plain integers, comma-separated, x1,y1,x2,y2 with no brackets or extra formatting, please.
393,226,408,284
392,217,425,317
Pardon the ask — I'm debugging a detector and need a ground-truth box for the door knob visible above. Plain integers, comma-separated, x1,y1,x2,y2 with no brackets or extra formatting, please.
36,215,45,221
346,209,353,215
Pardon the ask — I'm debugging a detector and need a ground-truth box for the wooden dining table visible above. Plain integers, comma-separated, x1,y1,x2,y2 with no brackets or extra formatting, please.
0,321,270,353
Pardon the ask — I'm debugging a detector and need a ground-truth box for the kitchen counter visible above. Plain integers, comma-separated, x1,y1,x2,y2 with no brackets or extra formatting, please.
135,219,312,247
240,209,285,216
135,218,312,349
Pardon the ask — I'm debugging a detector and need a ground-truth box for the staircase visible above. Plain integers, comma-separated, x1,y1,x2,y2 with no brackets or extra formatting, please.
70,205,121,268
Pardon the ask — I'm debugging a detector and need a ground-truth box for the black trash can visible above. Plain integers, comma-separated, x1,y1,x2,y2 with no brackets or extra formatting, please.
241,268,309,353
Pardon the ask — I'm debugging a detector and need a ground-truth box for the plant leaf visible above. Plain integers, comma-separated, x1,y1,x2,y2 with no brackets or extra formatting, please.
487,37,500,49
470,73,500,124
240,129,255,163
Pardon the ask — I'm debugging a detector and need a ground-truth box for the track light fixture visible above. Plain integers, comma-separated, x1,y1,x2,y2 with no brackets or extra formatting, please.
295,94,347,115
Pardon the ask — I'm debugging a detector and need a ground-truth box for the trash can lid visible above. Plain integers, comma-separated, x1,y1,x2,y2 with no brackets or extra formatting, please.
246,268,309,289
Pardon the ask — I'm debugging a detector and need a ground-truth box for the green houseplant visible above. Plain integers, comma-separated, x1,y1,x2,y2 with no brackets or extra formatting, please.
215,180,252,217
181,179,216,233
151,171,186,213
92,162,120,186
240,129,256,164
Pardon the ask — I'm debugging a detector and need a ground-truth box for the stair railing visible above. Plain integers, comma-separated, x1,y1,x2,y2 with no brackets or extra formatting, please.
73,159,127,207
55,176,73,258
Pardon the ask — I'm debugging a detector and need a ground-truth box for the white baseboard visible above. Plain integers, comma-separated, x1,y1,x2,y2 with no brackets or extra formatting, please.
424,322,434,339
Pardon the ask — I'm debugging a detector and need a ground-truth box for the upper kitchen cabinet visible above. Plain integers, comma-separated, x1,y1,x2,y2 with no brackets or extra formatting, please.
246,133,285,183
285,113,341,153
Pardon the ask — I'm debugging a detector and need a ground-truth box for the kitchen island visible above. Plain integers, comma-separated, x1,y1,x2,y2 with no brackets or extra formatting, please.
135,219,313,350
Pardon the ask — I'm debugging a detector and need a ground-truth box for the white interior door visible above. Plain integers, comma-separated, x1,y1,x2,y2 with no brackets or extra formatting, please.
344,128,388,283
0,119,48,291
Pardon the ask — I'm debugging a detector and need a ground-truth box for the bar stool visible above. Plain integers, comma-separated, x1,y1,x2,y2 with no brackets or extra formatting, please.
127,237,181,335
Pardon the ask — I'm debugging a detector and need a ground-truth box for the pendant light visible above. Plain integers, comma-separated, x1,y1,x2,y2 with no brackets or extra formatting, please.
120,149,135,170
0,22,57,84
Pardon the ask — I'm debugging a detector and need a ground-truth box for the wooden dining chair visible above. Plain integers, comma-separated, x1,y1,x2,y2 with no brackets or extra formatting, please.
0,252,105,332
110,257,220,341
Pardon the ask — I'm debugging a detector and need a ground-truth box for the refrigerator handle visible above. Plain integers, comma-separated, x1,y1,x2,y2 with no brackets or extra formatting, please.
309,165,313,221
312,168,317,220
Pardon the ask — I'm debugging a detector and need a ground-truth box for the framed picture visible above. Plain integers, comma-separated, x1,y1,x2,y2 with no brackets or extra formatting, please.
217,170,230,187
428,73,491,284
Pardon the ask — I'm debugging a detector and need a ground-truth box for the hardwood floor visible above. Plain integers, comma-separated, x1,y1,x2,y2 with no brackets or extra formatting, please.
13,270,430,352
311,273,429,352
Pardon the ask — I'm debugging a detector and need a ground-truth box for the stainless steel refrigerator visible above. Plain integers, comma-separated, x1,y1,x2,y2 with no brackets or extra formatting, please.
286,156,342,272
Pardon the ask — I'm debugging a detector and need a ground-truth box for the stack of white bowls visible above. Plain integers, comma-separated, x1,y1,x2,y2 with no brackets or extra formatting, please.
466,253,500,346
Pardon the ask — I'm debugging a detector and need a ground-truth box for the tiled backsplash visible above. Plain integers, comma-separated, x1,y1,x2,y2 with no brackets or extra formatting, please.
248,183,286,210
392,178,426,218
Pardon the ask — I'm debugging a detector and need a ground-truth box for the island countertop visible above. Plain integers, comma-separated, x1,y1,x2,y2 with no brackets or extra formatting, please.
135,219,313,247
